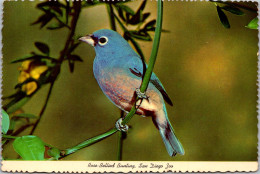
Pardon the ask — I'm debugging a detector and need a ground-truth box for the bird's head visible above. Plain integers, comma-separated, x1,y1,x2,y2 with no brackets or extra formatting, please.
79,29,135,57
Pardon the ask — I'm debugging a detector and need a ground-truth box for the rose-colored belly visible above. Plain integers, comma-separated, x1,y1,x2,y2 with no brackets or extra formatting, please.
97,71,163,116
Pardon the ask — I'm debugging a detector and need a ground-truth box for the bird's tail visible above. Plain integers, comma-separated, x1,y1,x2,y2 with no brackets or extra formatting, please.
152,106,184,156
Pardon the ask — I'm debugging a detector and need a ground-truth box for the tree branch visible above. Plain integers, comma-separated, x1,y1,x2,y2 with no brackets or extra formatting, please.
29,1,82,135
29,82,54,135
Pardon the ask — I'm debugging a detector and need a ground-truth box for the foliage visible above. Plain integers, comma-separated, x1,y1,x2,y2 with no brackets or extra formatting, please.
13,135,45,160
212,1,258,29
246,17,258,29
2,110,10,134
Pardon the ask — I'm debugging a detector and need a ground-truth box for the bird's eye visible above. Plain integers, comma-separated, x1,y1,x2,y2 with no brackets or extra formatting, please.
98,36,108,46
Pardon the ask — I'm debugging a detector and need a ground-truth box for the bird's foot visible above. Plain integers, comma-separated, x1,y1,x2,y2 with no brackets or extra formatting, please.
135,88,149,109
135,88,148,99
115,118,129,132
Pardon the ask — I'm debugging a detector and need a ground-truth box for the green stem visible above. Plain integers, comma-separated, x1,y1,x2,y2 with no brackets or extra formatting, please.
117,131,123,160
140,0,163,92
63,128,118,157
117,110,125,160
106,3,117,31
122,0,163,125
2,135,18,139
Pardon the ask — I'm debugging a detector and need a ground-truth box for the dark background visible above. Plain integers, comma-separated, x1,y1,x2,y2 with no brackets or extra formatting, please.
2,1,258,161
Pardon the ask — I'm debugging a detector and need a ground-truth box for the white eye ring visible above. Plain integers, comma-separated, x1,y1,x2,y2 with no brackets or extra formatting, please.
98,36,108,46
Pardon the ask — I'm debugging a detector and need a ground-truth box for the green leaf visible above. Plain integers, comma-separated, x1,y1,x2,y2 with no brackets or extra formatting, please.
221,5,244,15
47,147,61,160
2,110,10,134
11,54,54,64
143,19,156,31
246,17,258,30
69,43,81,53
128,31,152,41
137,0,147,13
81,0,101,7
128,12,150,25
35,42,50,56
6,97,30,114
68,60,75,73
37,1,65,9
13,135,45,160
2,92,20,100
14,113,37,119
127,0,149,25
117,4,135,15
31,13,54,29
47,23,65,30
68,55,83,62
217,6,230,28
117,7,127,22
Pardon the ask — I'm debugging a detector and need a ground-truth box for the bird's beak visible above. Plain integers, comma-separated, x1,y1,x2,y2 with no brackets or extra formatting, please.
79,34,97,47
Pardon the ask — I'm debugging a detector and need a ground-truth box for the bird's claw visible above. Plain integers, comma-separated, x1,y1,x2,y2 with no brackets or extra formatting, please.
135,88,149,109
135,88,148,99
115,118,129,132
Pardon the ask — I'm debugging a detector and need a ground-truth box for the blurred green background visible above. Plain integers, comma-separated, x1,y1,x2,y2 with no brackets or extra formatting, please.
2,1,258,161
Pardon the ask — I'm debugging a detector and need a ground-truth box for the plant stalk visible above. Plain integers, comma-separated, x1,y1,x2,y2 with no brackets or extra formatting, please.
63,128,118,157
122,0,163,125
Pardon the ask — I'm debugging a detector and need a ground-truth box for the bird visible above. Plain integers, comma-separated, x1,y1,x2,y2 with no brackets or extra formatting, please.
79,29,184,156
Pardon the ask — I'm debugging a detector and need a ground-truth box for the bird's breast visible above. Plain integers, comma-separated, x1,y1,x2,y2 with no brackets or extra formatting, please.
93,59,164,116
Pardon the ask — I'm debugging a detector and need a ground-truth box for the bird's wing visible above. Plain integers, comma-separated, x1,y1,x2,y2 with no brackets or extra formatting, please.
129,60,173,106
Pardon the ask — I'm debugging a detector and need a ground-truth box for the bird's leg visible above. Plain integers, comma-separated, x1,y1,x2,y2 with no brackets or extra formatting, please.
135,88,149,109
115,118,129,132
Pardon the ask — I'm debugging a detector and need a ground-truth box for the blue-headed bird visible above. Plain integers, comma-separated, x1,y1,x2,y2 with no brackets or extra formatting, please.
79,29,184,156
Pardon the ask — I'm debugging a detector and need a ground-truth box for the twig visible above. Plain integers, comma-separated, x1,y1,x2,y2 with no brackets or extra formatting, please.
12,123,34,136
117,110,125,161
107,3,117,31
58,1,81,63
29,82,54,135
